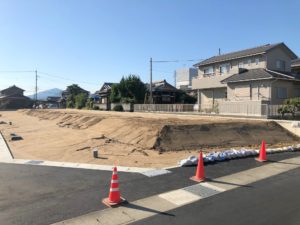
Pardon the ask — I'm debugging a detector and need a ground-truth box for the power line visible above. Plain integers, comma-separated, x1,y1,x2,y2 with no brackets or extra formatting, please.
38,71,99,86
152,59,204,63
152,69,175,74
0,70,35,73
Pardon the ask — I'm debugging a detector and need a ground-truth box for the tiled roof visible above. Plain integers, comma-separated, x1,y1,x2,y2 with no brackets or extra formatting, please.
194,42,297,67
99,82,118,93
0,85,25,92
221,69,296,83
292,58,300,67
146,80,179,92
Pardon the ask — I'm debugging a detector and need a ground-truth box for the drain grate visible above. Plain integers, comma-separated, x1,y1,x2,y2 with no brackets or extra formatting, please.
26,160,44,165
183,184,220,198
141,169,171,177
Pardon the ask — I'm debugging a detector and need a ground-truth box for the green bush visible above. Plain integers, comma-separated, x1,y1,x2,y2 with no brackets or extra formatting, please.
278,97,300,118
176,92,197,104
75,93,88,109
113,104,124,112
93,105,100,110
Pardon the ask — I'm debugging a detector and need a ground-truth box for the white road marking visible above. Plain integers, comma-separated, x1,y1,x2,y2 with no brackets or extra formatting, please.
199,182,226,192
158,189,201,206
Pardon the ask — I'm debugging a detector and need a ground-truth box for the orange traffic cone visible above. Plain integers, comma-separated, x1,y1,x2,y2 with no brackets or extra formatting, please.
102,166,127,207
255,140,267,162
190,151,205,182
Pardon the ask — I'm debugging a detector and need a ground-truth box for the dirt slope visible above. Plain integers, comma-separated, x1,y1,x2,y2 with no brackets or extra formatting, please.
0,109,299,168
154,122,299,151
22,110,299,151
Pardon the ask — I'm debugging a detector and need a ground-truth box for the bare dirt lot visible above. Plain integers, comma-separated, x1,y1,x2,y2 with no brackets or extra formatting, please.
0,109,299,168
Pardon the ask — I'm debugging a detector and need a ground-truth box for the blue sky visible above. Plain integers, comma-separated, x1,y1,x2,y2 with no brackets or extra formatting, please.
0,0,299,95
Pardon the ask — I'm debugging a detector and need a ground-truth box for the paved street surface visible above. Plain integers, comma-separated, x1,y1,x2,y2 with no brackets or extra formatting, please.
0,151,299,225
131,167,300,225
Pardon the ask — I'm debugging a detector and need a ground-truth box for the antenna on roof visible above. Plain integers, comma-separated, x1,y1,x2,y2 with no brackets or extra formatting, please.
219,48,221,55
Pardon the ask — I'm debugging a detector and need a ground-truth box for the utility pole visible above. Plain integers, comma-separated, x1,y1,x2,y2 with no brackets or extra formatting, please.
35,70,38,105
174,71,176,87
150,57,153,104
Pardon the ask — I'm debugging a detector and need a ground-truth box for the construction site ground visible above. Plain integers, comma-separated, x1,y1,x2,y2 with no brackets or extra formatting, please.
0,109,299,168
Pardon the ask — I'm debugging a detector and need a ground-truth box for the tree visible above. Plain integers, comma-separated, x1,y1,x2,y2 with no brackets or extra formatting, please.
176,91,197,104
75,93,88,109
65,84,89,109
110,75,146,104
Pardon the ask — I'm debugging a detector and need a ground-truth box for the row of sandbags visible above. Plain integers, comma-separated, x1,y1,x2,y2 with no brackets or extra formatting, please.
178,144,300,167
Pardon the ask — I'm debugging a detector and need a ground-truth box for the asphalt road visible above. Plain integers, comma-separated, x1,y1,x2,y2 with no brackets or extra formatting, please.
130,167,300,225
0,151,299,225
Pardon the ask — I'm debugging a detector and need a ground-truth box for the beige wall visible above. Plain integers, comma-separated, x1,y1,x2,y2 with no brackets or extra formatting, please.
192,74,230,89
199,88,226,108
266,47,292,72
227,80,271,102
270,80,299,104
226,80,300,104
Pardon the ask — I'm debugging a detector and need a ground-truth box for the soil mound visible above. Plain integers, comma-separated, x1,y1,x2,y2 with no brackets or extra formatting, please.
22,110,300,151
24,110,104,129
154,121,299,151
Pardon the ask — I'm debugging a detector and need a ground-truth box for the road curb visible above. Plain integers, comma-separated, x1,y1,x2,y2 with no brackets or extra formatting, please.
0,132,13,161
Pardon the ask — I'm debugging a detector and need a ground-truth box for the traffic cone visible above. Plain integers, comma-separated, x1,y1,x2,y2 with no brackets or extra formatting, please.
255,140,267,162
102,166,127,207
190,151,205,182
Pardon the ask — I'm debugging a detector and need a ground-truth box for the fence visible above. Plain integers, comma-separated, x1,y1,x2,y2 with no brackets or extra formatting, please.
263,104,290,118
132,102,288,118
218,101,265,117
134,104,195,112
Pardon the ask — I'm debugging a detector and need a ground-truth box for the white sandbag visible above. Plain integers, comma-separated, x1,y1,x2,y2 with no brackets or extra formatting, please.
178,142,300,167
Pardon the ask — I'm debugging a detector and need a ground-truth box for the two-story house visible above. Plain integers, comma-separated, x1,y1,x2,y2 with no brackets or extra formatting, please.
0,85,32,109
192,43,299,109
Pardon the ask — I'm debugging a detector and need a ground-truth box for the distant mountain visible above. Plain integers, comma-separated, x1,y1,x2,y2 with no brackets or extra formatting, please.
27,88,63,100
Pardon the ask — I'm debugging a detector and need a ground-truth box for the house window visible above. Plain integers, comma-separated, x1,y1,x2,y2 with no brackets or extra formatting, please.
219,64,230,74
276,60,285,71
277,87,287,99
248,59,251,66
203,66,214,75
238,62,244,68
255,58,259,65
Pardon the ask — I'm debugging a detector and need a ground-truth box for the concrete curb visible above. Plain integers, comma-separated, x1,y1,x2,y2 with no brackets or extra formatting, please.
0,158,171,177
0,132,13,161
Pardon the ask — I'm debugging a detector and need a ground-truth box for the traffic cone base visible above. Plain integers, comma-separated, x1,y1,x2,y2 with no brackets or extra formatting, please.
102,197,127,208
190,176,205,182
255,157,267,162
